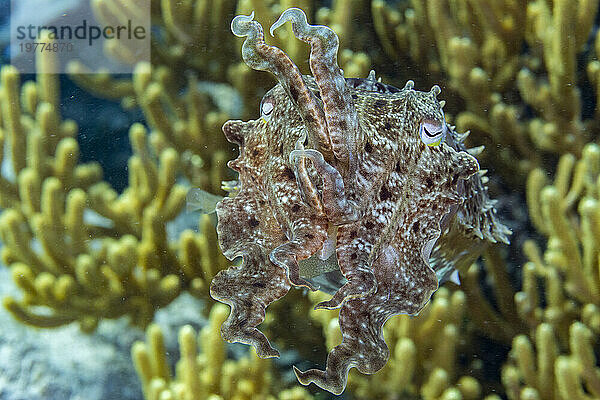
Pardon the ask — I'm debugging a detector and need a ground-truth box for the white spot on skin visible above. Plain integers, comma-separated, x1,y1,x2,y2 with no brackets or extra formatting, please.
261,100,274,123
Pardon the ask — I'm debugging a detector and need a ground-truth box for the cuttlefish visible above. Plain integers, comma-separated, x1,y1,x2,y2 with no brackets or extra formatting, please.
204,8,510,394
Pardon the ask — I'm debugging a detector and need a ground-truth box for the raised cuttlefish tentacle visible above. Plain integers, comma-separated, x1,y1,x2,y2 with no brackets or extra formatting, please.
231,13,333,160
290,148,360,224
271,8,360,175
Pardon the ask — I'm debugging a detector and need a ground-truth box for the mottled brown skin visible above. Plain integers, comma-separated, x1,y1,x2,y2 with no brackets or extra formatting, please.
212,86,329,357
210,8,509,395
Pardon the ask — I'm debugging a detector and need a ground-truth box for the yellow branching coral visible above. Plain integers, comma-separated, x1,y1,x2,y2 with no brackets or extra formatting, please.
70,2,236,190
0,55,227,331
517,0,598,154
147,0,238,80
503,322,600,400
524,144,600,328
373,0,525,96
496,142,600,399
133,304,314,400
69,0,238,102
131,62,232,191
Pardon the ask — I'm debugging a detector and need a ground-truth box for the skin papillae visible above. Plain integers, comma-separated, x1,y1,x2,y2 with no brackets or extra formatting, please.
209,7,510,395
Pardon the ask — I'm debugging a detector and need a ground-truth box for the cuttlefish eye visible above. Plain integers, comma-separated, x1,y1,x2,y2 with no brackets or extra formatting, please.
419,119,446,146
260,100,274,123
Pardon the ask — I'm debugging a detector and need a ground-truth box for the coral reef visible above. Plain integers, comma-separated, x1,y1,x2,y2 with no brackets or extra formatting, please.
132,304,313,400
499,144,600,399
1,0,600,399
0,46,227,331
